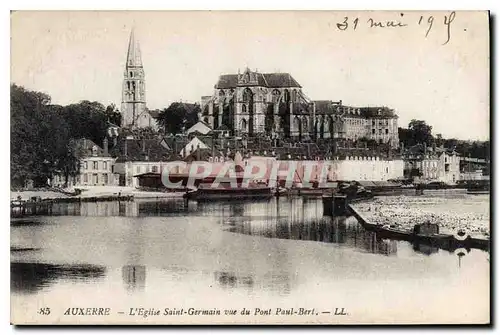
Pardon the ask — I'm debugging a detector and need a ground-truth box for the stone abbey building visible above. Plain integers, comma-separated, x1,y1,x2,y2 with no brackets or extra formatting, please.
201,68,399,148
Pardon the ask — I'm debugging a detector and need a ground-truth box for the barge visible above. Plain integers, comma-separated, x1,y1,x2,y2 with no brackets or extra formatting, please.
348,204,490,252
183,181,274,201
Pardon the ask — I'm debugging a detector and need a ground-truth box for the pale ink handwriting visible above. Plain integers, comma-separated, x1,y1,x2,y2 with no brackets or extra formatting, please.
336,11,457,45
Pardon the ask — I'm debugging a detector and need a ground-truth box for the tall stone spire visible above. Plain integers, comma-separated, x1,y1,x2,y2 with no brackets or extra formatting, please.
121,28,148,129
126,27,142,68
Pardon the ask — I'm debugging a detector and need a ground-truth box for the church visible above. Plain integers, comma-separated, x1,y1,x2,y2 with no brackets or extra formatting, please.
200,68,312,139
201,67,399,147
118,30,398,148
120,29,157,130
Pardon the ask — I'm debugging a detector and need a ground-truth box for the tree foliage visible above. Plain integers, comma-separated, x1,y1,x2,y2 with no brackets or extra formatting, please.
11,84,120,188
398,119,433,147
398,119,489,160
155,102,200,135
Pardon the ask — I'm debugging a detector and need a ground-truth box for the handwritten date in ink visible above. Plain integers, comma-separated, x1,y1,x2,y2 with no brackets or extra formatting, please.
335,11,457,45
418,11,456,45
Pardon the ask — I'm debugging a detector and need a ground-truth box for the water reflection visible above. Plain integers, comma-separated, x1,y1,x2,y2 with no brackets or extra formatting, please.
12,197,458,258
217,198,399,257
413,243,439,255
10,195,490,322
11,263,106,294
122,265,146,292
213,271,292,296
27,199,191,217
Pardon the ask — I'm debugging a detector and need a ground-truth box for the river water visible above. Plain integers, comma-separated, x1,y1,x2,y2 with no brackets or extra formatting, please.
11,193,490,324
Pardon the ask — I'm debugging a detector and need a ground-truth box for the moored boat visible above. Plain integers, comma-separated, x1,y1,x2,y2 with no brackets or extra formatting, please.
184,181,274,201
466,180,490,195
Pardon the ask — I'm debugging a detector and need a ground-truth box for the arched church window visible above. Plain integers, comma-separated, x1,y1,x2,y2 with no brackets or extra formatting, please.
283,89,290,103
130,71,133,78
242,105,247,114
302,117,308,132
293,116,301,131
243,88,253,102
272,89,280,103
127,81,130,90
240,118,247,131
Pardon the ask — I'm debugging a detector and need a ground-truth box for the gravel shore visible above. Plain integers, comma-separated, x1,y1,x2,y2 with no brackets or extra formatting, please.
351,195,489,239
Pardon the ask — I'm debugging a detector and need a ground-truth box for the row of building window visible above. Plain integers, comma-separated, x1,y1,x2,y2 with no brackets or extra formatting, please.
82,173,109,184
422,161,439,168
135,165,160,174
372,129,390,134
346,119,364,126
84,161,109,171
372,119,390,126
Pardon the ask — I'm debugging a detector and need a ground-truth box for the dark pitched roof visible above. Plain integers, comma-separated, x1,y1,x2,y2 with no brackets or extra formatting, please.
215,72,301,89
293,102,313,114
73,138,109,158
162,135,189,153
314,100,341,115
263,73,301,88
184,147,215,162
216,75,239,89
111,137,172,162
313,102,397,119
359,107,397,118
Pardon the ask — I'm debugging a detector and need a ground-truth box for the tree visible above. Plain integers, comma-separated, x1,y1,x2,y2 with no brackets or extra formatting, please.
105,103,122,126
398,127,412,147
156,102,200,134
11,85,114,188
62,100,109,147
11,84,54,187
408,119,433,146
434,133,444,147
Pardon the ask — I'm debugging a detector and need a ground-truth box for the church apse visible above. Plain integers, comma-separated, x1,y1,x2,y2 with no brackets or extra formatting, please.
205,68,305,139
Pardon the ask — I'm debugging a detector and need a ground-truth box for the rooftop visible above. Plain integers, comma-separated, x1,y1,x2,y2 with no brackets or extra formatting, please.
215,72,302,89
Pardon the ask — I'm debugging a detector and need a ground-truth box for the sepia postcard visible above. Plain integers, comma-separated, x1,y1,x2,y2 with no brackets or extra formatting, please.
10,10,490,325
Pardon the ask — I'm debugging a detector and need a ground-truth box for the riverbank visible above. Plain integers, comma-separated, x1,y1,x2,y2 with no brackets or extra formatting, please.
11,186,185,201
350,195,490,239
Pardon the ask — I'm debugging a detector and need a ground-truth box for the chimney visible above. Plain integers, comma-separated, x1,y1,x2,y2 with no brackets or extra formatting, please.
424,142,427,155
142,139,146,152
113,137,117,147
103,137,108,156
124,138,128,157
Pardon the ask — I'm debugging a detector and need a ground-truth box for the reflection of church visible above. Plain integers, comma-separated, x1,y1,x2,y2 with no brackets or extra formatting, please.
122,265,146,291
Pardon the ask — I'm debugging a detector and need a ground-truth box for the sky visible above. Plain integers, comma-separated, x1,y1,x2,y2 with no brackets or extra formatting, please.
11,10,489,140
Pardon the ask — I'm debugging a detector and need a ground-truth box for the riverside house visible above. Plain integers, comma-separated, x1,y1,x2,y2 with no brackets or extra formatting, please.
51,138,119,188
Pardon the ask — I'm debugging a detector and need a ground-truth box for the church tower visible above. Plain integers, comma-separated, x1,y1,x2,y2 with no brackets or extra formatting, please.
121,28,148,129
